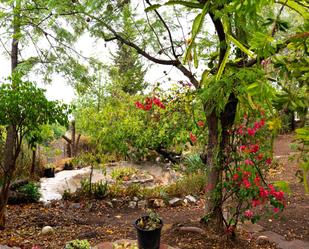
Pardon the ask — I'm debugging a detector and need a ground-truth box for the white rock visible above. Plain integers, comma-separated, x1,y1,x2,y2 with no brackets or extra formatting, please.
169,197,183,207
256,235,270,245
185,195,197,204
133,196,139,202
138,200,147,209
153,199,165,208
128,201,137,209
41,226,54,235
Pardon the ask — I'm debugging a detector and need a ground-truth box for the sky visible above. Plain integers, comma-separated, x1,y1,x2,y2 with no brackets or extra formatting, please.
0,2,213,104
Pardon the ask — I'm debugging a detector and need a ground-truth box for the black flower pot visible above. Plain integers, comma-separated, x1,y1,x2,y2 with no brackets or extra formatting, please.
134,216,163,249
44,168,55,178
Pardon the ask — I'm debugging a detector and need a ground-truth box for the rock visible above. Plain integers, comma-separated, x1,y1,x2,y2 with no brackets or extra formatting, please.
256,235,271,245
133,196,139,202
105,201,113,208
70,203,81,209
128,201,137,209
41,226,54,235
185,195,197,204
169,197,183,207
137,200,147,209
153,199,165,208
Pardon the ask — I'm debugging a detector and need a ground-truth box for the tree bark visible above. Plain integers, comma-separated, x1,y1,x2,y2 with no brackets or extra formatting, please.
0,0,21,230
30,147,36,175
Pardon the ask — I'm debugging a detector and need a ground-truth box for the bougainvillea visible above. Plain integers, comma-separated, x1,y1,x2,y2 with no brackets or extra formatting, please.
220,112,285,233
135,96,165,111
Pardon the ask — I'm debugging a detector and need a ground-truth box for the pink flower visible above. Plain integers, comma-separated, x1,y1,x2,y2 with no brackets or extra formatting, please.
244,159,254,165
254,121,261,130
240,145,247,151
190,132,197,143
273,207,280,213
244,209,254,218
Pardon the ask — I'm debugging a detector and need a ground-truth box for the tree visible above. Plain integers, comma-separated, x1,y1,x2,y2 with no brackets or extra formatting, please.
0,0,89,229
108,3,147,94
0,80,68,229
69,0,308,231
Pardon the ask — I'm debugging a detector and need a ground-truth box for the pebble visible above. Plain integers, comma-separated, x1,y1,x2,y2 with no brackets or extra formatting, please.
41,226,54,235
169,197,183,207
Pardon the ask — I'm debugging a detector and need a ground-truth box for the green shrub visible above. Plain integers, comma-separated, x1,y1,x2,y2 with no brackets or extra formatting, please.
183,153,206,174
80,179,108,199
111,166,138,181
18,182,41,202
65,239,90,249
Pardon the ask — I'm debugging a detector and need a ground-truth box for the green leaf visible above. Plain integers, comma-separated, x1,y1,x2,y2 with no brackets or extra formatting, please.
227,34,255,58
193,46,198,68
216,46,230,81
277,0,309,19
247,93,256,109
165,1,204,9
144,4,162,12
273,181,291,194
183,2,209,64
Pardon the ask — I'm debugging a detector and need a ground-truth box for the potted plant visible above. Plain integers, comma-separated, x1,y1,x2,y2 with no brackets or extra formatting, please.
43,163,55,178
134,210,163,249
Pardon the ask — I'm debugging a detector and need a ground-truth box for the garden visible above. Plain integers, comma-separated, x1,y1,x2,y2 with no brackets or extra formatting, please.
0,0,308,249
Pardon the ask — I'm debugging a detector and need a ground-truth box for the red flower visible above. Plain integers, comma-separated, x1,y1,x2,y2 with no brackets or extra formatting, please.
240,145,247,152
256,153,264,160
244,159,254,165
252,199,261,207
273,207,280,213
254,176,261,186
260,118,265,126
144,104,152,111
190,132,197,143
266,158,272,165
249,144,259,153
247,128,256,136
232,173,239,181
273,191,284,201
244,209,254,218
197,121,204,127
153,97,165,109
243,179,251,188
254,121,261,130
135,101,144,110
259,186,269,198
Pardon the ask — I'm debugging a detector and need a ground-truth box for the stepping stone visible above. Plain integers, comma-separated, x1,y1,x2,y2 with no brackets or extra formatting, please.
0,246,21,249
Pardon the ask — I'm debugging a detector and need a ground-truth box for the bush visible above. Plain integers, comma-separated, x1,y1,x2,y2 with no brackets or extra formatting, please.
65,239,90,249
183,153,205,174
80,179,108,199
18,182,41,202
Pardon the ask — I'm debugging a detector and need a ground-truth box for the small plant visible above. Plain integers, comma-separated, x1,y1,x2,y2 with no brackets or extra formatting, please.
136,209,162,231
80,178,108,199
65,239,90,249
111,166,138,181
183,153,205,174
18,182,41,202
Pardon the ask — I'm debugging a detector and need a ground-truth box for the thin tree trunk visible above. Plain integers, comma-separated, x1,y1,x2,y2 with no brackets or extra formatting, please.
71,120,76,157
0,0,21,229
30,147,36,175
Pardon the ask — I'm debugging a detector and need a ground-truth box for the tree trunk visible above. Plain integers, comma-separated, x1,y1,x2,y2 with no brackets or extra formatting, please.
30,147,36,175
71,120,76,157
203,93,238,232
204,110,223,232
0,0,21,229
0,126,17,230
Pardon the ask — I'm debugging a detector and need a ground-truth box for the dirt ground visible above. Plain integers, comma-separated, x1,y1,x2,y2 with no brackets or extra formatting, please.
0,134,308,249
